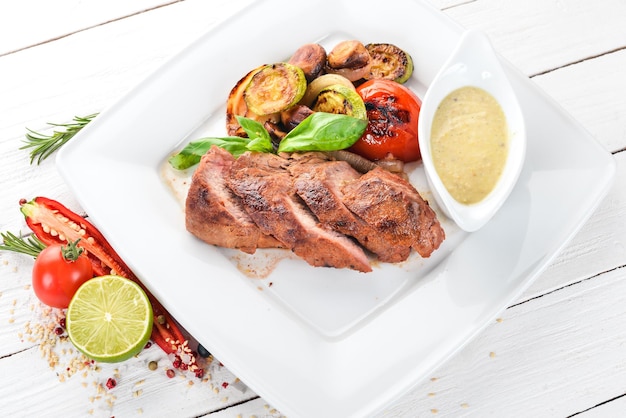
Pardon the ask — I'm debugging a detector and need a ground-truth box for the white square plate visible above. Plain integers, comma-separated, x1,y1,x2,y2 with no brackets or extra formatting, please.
57,0,616,416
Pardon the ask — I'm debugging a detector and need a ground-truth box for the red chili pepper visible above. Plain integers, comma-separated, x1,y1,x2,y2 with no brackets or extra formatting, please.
20,197,200,374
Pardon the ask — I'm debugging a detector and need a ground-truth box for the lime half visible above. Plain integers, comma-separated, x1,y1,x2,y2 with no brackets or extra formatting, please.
66,275,153,363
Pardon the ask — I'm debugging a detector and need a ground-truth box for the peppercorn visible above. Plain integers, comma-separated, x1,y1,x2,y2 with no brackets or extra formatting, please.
148,361,158,371
197,343,211,358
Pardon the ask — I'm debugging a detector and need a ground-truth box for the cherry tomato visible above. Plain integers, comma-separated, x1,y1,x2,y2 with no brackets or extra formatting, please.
349,79,421,162
32,239,93,308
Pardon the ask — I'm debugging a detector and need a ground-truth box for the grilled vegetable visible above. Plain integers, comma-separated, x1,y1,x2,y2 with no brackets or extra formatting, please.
327,40,370,69
226,65,280,136
288,43,327,82
299,73,355,108
365,43,414,83
325,40,372,82
312,84,367,120
350,79,422,162
281,104,315,131
244,63,307,116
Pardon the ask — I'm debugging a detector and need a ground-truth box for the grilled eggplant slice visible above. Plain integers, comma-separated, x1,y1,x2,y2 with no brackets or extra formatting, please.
365,43,414,83
288,43,327,82
244,63,307,116
312,84,367,120
226,65,280,137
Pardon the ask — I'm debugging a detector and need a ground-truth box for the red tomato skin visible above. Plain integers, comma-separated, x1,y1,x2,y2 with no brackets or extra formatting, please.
350,79,421,162
32,245,93,308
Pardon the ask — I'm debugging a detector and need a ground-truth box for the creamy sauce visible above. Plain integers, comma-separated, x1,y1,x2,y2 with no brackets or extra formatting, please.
430,86,508,204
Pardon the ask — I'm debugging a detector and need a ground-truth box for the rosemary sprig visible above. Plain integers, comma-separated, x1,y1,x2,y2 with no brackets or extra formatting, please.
0,231,46,258
21,113,98,165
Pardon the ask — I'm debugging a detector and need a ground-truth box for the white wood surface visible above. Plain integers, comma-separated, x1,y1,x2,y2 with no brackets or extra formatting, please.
1,1,624,417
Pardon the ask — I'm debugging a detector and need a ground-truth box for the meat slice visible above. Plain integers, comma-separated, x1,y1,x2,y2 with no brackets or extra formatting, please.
185,146,282,254
288,153,411,263
228,152,372,272
341,166,445,258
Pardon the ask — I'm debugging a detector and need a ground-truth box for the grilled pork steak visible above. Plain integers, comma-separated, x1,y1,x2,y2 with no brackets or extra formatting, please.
185,148,445,271
185,146,283,254
288,153,412,263
227,152,372,272
341,166,445,258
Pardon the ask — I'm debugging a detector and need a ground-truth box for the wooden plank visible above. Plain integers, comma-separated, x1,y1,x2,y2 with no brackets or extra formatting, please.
0,343,259,417
0,0,256,233
444,0,626,76
0,0,177,55
377,266,626,417
532,49,626,154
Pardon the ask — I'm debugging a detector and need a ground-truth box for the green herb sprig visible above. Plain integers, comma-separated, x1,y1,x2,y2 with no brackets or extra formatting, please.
22,113,98,165
0,231,46,258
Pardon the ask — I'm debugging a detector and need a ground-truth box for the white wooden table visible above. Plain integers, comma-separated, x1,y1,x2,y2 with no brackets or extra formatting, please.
1,1,625,417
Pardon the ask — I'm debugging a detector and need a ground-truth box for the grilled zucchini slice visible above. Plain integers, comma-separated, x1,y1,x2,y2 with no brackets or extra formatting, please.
365,43,414,84
244,63,307,116
312,84,367,120
226,64,279,137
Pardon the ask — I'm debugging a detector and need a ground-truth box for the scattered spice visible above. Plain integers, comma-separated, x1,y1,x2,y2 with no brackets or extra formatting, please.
105,378,117,390
148,361,158,371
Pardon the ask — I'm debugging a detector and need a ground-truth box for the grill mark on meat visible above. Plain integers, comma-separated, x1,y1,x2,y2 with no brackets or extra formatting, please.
288,154,411,263
228,152,372,272
341,166,445,258
185,146,282,254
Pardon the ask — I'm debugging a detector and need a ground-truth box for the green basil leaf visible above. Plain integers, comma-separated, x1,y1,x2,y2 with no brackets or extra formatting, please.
168,137,250,170
236,115,274,153
236,116,269,141
277,113,367,153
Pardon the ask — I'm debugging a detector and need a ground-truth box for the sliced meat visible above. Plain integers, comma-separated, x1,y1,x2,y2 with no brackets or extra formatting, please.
185,146,282,254
341,166,445,258
228,152,372,272
288,153,411,263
